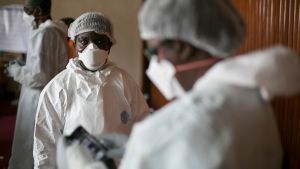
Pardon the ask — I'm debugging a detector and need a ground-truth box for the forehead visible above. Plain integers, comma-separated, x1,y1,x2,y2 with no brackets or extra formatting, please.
24,0,39,7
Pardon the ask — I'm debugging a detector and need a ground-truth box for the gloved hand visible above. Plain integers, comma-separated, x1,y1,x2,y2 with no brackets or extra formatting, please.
4,60,22,78
57,137,108,169
97,133,129,160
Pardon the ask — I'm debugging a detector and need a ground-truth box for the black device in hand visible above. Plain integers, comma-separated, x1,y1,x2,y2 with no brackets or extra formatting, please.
66,126,117,169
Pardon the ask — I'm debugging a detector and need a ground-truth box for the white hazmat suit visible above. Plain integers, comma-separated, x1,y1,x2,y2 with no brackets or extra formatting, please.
120,46,300,169
57,47,300,169
8,19,69,169
33,58,149,168
54,0,300,168
119,0,300,168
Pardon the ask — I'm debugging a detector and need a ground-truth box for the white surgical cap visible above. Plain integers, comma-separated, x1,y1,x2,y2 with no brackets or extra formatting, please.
139,0,246,58
68,12,116,44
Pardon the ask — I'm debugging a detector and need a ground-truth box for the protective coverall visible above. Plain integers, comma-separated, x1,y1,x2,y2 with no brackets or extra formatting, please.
33,58,149,169
9,19,69,169
120,47,300,169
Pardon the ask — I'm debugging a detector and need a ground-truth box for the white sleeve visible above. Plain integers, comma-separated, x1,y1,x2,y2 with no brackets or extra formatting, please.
33,86,67,169
119,99,231,169
124,73,149,122
118,127,148,169
132,83,149,121
11,64,48,88
120,125,229,169
13,27,68,88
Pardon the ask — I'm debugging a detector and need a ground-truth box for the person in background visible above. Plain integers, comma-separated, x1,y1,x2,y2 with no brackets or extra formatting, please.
58,17,77,59
6,0,69,168
33,12,149,169
118,0,300,169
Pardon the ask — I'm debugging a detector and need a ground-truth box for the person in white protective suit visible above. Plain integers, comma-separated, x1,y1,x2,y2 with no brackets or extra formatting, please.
33,12,149,169
59,0,300,169
6,0,69,168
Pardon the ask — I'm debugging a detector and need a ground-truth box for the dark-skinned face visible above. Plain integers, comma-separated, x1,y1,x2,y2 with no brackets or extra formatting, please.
145,39,183,65
23,0,39,16
23,5,36,16
75,31,112,52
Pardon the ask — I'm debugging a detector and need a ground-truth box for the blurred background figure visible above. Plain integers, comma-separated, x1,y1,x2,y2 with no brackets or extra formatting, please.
6,0,69,168
33,12,149,169
58,17,76,59
119,0,300,169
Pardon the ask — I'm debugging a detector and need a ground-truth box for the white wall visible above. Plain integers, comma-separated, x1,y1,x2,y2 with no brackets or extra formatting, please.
1,0,144,86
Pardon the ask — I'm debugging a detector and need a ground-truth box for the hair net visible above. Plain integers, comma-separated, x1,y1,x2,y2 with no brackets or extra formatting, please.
139,0,246,58
68,12,116,44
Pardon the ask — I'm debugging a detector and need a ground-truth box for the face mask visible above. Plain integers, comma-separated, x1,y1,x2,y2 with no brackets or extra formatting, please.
78,43,108,71
146,55,220,100
146,56,185,100
23,12,35,27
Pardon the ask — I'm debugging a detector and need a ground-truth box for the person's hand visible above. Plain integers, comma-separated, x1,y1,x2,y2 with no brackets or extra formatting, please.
56,137,108,169
67,143,108,169
4,60,22,77
97,133,129,160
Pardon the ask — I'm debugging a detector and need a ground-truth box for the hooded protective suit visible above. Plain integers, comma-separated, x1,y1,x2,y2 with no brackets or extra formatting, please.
120,47,300,169
33,58,149,169
8,19,69,169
